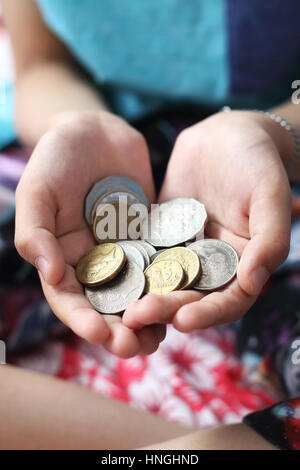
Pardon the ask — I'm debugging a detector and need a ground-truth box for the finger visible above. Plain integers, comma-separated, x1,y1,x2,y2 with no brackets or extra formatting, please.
39,265,110,345
101,316,141,358
292,196,300,215
102,316,166,358
15,183,65,285
154,324,167,343
135,324,167,356
102,320,166,358
123,291,204,329
135,326,160,356
238,173,292,296
173,280,256,332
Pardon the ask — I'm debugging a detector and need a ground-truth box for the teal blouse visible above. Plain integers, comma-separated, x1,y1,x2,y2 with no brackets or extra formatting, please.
1,0,300,147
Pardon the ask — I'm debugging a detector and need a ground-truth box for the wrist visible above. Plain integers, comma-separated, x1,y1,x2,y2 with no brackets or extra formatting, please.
252,111,295,167
241,111,294,168
222,109,295,170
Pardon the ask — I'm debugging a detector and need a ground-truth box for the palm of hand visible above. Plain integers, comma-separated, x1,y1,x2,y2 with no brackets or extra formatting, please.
16,113,165,358
123,113,291,333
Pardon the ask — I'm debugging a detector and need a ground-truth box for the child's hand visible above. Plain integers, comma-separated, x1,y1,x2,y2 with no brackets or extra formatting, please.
14,110,166,358
123,110,292,332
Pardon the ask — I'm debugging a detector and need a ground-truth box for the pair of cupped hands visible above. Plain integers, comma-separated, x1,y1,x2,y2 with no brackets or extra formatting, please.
15,109,292,358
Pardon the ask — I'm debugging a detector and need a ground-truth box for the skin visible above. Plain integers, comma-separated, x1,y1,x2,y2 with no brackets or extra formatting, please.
0,0,298,449
0,365,276,450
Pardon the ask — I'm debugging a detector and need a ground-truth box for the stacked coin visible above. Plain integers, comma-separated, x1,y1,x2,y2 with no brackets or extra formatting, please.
77,240,155,314
85,176,148,243
143,240,238,294
76,177,239,315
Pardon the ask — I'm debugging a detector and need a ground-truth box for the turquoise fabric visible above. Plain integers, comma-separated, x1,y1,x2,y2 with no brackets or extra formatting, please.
0,82,16,149
1,1,299,149
36,0,228,120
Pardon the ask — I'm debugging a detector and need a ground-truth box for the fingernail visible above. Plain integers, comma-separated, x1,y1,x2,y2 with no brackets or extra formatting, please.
251,266,270,294
35,257,49,283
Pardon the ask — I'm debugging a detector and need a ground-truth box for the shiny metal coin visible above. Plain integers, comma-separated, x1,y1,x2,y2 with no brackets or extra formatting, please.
92,198,145,243
89,190,143,228
153,247,201,290
144,260,184,295
85,176,148,225
132,240,157,258
128,241,150,268
91,190,146,231
150,249,167,263
85,261,145,314
76,243,125,287
142,198,207,247
187,239,239,291
117,241,145,270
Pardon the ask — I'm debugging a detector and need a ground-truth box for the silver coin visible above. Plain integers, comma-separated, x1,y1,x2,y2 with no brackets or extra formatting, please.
116,241,145,270
150,249,167,263
85,260,145,314
141,198,207,247
187,239,239,291
132,240,157,258
127,240,150,268
89,190,145,227
85,176,148,225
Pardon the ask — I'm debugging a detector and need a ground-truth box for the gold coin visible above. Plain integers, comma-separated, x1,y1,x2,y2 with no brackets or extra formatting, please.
76,243,126,287
153,247,201,289
144,260,184,295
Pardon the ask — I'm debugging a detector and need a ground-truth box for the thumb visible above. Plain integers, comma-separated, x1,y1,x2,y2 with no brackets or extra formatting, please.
238,175,292,296
15,183,65,286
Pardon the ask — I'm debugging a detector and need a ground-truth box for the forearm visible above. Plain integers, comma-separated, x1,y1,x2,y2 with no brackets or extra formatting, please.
0,365,189,450
15,61,108,146
0,366,276,451
139,423,278,450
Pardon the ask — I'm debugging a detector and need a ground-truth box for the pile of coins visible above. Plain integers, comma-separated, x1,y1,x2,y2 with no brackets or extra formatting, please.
76,176,239,315
85,176,148,243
